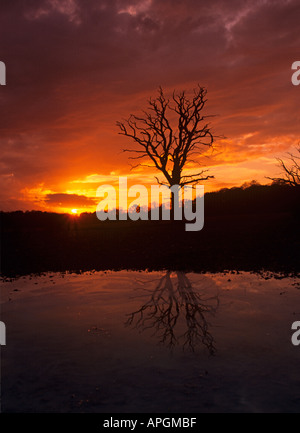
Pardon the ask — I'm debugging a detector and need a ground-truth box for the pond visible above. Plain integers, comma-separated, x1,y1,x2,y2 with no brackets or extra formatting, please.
1,270,300,413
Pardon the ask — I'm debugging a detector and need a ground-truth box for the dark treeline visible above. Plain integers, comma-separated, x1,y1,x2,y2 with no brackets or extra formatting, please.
1,184,299,277
205,182,300,215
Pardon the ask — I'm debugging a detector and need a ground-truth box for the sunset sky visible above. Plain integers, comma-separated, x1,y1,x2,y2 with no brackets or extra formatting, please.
1,0,300,214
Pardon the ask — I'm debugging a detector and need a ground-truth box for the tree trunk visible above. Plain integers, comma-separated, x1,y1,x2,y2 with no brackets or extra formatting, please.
170,184,181,221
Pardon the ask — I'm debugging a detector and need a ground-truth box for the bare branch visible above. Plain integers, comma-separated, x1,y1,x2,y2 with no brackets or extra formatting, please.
267,146,300,187
117,85,217,191
125,271,219,353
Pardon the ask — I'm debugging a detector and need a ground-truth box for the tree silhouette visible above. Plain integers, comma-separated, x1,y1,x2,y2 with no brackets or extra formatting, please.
268,146,300,187
125,271,219,354
117,85,217,211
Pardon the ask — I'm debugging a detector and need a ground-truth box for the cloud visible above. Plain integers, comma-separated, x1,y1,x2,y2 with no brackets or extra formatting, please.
1,0,300,210
44,193,97,207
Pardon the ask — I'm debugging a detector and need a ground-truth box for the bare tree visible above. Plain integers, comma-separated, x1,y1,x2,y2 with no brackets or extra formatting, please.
117,85,217,210
268,146,300,187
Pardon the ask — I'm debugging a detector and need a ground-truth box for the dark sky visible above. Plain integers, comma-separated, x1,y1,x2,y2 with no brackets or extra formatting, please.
1,0,300,212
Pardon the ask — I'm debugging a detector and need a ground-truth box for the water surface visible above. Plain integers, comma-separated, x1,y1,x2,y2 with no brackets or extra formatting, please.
1,270,300,413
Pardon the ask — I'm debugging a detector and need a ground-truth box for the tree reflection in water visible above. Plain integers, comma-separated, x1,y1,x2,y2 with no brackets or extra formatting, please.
126,271,219,354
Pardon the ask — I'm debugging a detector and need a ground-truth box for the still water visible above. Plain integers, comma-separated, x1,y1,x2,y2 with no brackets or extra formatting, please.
1,270,300,412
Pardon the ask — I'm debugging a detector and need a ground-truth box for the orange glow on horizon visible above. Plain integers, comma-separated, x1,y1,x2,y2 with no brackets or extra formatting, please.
12,137,298,214
2,1,300,214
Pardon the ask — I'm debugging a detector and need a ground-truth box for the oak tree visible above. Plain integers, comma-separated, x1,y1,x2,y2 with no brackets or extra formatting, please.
117,85,217,212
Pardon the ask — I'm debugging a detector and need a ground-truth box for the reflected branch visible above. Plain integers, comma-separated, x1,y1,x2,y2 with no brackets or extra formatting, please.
125,271,219,354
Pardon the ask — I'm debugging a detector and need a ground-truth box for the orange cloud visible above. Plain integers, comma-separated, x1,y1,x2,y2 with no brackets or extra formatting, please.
1,0,300,211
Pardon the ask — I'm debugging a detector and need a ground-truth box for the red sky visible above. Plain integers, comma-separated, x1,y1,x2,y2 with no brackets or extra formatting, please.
1,0,300,213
